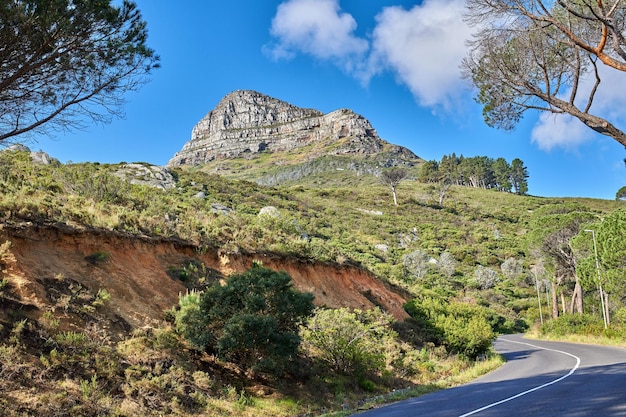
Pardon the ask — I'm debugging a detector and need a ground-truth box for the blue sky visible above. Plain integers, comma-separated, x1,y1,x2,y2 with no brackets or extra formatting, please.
33,0,625,199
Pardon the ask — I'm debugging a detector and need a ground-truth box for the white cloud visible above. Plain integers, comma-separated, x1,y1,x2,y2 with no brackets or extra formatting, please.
265,0,368,72
266,0,471,111
366,0,471,110
531,113,592,151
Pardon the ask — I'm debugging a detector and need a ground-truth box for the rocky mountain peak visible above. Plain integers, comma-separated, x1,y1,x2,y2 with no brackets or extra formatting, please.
167,90,417,167
199,89,322,132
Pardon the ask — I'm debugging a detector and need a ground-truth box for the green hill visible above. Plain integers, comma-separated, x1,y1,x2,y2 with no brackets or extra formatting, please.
0,148,623,416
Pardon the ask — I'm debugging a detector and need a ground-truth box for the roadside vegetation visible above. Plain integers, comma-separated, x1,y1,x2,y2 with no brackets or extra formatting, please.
0,149,624,416
1,0,625,412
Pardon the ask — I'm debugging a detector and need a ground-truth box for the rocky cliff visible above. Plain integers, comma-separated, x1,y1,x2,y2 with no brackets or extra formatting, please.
168,90,418,167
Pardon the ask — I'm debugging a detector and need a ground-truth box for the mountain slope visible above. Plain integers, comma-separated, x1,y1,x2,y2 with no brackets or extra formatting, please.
0,147,622,416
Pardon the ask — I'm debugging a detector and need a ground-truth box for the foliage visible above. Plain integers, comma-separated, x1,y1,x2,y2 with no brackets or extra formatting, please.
0,0,159,142
438,251,457,278
526,203,599,315
574,209,626,322
175,265,314,374
539,314,609,337
616,186,626,201
595,211,626,300
405,297,496,358
500,257,523,280
300,307,394,377
0,147,623,414
464,0,626,147
85,251,110,265
403,249,431,280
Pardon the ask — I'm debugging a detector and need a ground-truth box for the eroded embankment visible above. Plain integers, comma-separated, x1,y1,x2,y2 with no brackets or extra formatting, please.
1,222,409,333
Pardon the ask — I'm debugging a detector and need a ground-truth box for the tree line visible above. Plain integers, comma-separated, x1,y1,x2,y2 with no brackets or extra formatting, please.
418,154,529,195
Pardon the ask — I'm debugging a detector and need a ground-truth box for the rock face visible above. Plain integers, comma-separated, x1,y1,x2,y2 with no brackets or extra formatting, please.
3,144,59,165
113,163,176,191
168,90,417,166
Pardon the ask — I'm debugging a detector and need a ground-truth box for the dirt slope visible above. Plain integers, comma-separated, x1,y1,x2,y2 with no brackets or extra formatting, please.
1,222,409,334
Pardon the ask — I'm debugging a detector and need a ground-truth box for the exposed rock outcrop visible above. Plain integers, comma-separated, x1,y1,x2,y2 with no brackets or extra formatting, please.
3,144,59,165
168,90,418,167
113,163,176,191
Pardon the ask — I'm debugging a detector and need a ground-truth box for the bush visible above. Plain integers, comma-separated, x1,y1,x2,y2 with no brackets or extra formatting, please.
539,314,606,337
473,265,500,289
85,251,109,265
300,307,394,377
175,265,314,374
405,297,496,358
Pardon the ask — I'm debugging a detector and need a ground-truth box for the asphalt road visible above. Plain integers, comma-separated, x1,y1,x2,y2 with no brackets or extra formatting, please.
352,334,626,417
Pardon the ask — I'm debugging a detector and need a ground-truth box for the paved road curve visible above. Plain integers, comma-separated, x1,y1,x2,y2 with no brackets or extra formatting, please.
352,334,626,417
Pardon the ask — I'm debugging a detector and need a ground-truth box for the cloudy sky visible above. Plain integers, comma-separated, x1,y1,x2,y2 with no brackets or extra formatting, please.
34,0,625,199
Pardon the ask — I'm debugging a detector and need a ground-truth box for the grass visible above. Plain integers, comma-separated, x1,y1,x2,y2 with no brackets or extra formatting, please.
526,328,626,348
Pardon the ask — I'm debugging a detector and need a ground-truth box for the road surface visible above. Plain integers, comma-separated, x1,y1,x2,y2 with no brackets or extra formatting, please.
353,334,626,416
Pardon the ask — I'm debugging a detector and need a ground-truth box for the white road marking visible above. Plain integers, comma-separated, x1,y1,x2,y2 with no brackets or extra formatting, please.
458,338,581,417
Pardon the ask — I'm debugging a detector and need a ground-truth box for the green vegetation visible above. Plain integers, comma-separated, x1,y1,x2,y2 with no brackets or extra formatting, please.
379,167,408,205
405,297,496,357
0,149,623,415
85,251,110,265
174,265,314,375
464,0,626,148
301,307,395,378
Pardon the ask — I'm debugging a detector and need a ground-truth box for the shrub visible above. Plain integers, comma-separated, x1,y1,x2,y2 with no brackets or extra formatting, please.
85,251,110,265
539,314,606,337
500,257,524,280
403,249,431,280
175,265,314,374
405,297,496,358
473,265,500,289
300,307,394,377
92,289,111,307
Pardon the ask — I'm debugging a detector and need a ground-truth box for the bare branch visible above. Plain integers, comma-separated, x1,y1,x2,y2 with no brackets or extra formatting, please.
0,1,159,143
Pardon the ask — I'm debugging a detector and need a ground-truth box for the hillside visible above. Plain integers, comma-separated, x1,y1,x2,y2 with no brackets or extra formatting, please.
0,135,623,415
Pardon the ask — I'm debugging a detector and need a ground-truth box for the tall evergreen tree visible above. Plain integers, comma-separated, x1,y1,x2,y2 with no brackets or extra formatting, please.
493,157,512,192
440,154,461,185
418,161,440,183
510,158,529,195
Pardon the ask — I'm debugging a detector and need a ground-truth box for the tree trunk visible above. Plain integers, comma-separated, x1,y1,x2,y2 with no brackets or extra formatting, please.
561,292,567,315
605,292,611,326
551,281,559,318
438,182,451,207
570,279,584,314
